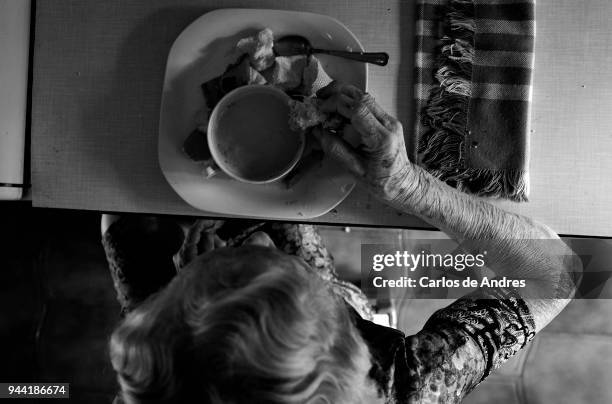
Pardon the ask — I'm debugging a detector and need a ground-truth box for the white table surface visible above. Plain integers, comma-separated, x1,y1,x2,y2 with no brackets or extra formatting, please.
31,0,612,237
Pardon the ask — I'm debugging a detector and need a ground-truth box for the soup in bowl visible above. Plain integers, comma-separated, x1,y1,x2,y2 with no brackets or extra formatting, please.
208,85,305,184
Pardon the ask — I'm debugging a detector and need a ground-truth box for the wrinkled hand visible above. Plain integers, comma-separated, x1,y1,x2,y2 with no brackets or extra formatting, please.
173,220,225,271
314,81,413,204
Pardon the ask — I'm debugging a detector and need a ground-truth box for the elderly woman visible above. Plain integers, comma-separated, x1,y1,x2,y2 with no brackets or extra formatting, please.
102,83,580,404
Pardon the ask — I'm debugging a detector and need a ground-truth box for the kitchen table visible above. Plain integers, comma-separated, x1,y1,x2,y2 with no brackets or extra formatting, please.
31,0,612,237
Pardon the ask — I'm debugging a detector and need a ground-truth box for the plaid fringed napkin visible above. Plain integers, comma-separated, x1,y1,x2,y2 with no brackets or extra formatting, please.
414,0,535,201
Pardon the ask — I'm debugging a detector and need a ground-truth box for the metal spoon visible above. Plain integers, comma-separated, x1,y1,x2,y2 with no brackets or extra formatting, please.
274,35,389,66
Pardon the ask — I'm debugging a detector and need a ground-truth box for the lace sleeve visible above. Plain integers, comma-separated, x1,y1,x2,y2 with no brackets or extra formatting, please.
400,287,536,403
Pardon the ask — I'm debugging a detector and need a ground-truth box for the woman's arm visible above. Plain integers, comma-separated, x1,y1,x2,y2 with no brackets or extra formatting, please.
315,82,582,332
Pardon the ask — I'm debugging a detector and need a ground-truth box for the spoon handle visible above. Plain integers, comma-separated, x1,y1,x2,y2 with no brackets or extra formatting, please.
313,49,389,66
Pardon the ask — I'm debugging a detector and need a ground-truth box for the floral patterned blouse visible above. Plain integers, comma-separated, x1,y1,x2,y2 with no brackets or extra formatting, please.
354,287,535,403
102,217,535,404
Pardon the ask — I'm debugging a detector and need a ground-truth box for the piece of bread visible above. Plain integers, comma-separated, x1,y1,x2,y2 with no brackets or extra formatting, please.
262,54,332,95
263,55,308,91
248,67,267,85
236,28,276,72
288,97,326,131
288,97,347,132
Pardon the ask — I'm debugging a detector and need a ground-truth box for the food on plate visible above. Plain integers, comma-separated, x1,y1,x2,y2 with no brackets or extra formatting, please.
181,129,219,178
182,128,211,162
288,97,346,132
236,28,276,71
201,55,267,111
288,97,326,131
263,55,308,91
185,28,348,186
200,28,336,112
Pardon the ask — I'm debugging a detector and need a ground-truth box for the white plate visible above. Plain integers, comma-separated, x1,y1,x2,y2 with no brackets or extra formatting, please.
159,9,367,220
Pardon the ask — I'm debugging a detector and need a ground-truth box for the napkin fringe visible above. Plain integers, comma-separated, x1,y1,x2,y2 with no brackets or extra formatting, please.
418,0,528,202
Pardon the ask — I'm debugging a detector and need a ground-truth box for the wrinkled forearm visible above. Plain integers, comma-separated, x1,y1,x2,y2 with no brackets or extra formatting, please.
385,163,581,330
388,164,550,241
